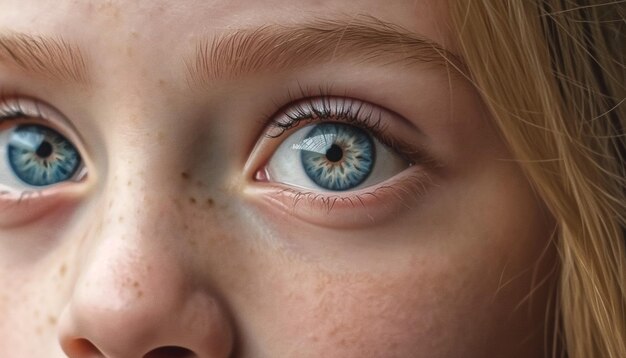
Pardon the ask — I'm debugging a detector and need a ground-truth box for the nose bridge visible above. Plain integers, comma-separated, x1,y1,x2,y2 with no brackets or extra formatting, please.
84,101,200,311
102,122,188,241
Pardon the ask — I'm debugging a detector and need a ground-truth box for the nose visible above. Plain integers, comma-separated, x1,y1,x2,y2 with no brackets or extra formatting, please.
57,189,234,357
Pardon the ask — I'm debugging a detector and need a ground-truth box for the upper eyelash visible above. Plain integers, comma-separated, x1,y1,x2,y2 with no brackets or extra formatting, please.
0,99,28,121
263,89,436,167
263,83,411,158
266,95,387,139
0,94,51,127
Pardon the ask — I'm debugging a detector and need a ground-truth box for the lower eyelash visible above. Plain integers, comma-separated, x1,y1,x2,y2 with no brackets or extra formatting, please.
0,190,40,210
274,171,433,214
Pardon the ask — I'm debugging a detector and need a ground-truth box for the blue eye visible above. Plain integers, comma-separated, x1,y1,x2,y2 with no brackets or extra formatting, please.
7,124,81,187
265,121,410,193
300,123,374,191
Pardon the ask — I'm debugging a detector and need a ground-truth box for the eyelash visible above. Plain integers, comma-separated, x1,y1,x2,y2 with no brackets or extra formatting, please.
267,95,387,136
271,171,433,214
258,88,437,212
264,89,430,164
0,96,29,122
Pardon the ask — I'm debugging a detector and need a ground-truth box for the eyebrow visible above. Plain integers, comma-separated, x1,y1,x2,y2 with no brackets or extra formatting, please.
187,16,464,87
0,33,88,84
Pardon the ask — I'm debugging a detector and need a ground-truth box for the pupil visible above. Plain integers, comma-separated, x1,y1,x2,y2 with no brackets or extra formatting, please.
326,144,343,162
36,141,53,158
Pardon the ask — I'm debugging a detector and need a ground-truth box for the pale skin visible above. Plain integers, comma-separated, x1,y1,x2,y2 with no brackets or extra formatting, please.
0,0,556,357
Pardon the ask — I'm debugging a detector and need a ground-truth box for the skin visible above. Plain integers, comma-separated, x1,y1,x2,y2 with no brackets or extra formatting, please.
0,0,557,357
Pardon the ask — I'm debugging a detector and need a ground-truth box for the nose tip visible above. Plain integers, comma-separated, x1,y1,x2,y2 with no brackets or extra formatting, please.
58,286,235,358
57,239,235,358
58,280,235,358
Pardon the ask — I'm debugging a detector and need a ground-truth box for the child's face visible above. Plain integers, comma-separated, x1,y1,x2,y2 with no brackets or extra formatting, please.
0,0,556,357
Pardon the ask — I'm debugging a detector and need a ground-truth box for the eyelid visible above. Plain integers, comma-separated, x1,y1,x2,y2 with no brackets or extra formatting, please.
266,97,386,134
244,168,433,229
243,94,441,227
0,97,75,131
247,95,440,178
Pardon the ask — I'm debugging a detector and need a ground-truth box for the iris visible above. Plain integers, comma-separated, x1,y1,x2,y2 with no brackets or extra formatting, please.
300,123,374,191
7,125,81,186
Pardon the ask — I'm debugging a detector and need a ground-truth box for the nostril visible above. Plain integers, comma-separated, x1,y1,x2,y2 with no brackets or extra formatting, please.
63,338,104,357
144,346,197,358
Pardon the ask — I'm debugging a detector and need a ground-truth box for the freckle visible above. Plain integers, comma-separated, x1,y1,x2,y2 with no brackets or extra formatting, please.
127,180,132,186
118,216,124,223
132,281,139,288
47,315,57,325
59,264,67,277
36,326,42,335
206,198,214,207
181,172,190,180
137,290,143,298
189,197,197,204
157,132,165,143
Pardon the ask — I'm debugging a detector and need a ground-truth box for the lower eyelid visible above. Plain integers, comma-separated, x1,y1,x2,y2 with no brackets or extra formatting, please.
0,186,83,228
245,169,432,229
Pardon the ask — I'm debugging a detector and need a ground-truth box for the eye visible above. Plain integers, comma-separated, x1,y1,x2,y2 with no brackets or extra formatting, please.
4,124,82,186
248,96,436,227
258,98,412,192
0,98,86,192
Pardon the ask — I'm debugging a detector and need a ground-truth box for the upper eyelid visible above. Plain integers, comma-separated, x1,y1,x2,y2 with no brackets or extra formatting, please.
0,98,72,130
0,97,91,165
260,96,441,171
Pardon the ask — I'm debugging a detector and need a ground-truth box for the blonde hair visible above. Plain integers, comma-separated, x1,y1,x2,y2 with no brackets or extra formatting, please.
447,1,625,357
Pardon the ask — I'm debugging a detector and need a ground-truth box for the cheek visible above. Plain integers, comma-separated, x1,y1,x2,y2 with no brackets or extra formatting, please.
0,251,75,356
255,258,486,358
241,173,555,358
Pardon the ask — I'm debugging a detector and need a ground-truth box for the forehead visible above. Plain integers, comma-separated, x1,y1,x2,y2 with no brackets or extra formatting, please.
0,0,450,44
